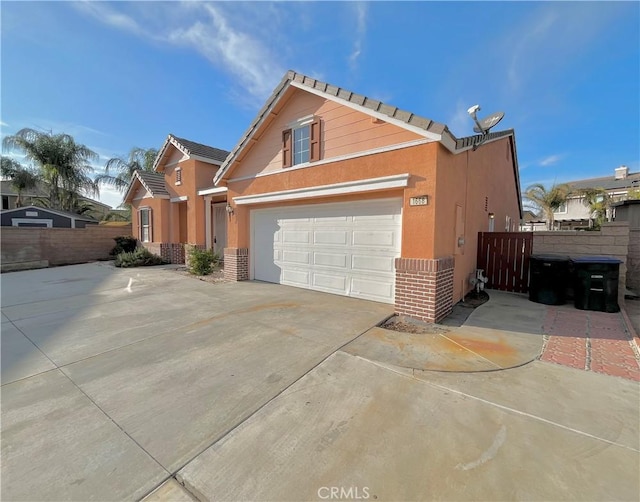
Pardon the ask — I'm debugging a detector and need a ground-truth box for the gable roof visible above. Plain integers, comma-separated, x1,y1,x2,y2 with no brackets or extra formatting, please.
0,205,99,222
0,180,111,210
567,171,640,192
123,170,170,203
214,70,516,185
153,134,230,172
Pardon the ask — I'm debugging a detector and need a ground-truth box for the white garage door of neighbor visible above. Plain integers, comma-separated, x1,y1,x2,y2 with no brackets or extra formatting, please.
252,198,402,304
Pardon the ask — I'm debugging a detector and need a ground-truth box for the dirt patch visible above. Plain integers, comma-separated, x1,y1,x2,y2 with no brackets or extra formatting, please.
172,267,226,284
381,290,490,334
461,290,490,307
381,316,451,335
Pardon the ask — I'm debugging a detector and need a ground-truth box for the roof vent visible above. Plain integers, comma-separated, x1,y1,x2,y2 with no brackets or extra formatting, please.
615,165,629,180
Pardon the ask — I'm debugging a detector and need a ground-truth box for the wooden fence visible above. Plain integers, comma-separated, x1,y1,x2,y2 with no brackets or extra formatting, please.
477,232,533,293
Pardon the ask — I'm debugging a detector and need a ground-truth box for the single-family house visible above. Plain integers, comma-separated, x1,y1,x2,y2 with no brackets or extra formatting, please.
1,180,112,220
123,134,230,263
0,205,100,228
214,71,522,322
552,166,639,230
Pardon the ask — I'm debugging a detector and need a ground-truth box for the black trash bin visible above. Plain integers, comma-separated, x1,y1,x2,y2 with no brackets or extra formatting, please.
570,256,621,313
529,254,570,305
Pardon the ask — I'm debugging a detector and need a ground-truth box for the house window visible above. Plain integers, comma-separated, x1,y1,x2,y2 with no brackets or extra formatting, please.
175,167,182,185
282,116,321,168
293,126,310,165
139,207,152,242
556,202,567,214
2,196,9,210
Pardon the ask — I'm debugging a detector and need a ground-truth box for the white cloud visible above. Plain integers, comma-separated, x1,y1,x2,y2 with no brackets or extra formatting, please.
539,154,563,167
95,185,125,209
0,121,8,128
72,2,284,104
168,4,283,103
349,2,368,69
73,1,145,37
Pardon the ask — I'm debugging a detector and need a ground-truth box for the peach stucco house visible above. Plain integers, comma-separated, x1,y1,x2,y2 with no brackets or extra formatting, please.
214,71,522,322
124,134,230,263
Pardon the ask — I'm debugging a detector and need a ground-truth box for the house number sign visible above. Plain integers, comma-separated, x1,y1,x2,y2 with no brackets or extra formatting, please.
410,195,429,206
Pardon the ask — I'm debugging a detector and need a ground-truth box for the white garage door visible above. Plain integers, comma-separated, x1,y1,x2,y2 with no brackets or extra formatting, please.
252,198,402,304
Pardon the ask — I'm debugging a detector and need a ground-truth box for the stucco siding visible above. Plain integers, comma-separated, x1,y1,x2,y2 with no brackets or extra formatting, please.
231,88,425,180
226,142,439,257
434,138,521,302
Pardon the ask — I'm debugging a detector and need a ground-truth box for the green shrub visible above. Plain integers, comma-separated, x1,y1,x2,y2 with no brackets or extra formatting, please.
187,247,220,276
114,247,167,268
110,236,138,257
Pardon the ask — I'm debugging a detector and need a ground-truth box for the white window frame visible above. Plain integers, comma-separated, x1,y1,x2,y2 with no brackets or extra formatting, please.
289,115,314,167
555,202,568,214
139,207,152,242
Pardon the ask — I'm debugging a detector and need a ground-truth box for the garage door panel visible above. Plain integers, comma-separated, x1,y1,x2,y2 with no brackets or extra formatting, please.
353,230,396,247
312,273,347,292
282,269,310,287
351,255,395,273
282,250,311,265
352,278,395,302
282,231,310,244
314,252,348,268
252,198,402,304
314,231,348,245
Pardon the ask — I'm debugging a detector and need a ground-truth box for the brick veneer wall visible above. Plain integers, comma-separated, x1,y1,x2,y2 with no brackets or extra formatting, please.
224,247,249,281
142,243,185,264
394,256,455,323
532,222,630,302
1,225,132,272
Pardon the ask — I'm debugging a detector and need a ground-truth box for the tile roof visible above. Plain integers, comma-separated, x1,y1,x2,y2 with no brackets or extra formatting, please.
169,135,230,163
567,172,640,191
134,170,170,197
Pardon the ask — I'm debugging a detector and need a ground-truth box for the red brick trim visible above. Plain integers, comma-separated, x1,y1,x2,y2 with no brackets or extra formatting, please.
224,247,249,281
395,256,455,323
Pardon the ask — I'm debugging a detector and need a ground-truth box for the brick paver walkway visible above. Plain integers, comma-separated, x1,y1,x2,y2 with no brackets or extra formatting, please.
541,306,640,381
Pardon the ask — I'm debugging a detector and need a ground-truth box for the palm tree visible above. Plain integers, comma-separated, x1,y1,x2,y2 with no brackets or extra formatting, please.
1,156,41,207
579,187,610,229
2,128,99,212
523,183,572,230
96,147,158,192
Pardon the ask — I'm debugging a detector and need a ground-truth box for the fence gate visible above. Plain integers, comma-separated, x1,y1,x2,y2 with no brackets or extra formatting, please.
477,232,533,293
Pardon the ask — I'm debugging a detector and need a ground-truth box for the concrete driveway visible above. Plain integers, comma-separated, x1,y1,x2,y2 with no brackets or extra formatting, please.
1,263,638,501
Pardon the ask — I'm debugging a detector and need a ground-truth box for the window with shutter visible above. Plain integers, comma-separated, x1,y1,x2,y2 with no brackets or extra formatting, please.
282,116,322,167
282,129,292,168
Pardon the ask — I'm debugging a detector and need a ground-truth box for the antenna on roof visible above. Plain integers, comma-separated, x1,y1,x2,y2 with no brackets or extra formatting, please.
466,105,505,150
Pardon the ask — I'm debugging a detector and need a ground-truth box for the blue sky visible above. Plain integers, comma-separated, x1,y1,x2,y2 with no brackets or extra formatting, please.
1,1,638,209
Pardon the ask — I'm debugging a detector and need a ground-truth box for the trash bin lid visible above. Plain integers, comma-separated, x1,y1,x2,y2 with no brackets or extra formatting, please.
570,256,622,264
531,254,570,262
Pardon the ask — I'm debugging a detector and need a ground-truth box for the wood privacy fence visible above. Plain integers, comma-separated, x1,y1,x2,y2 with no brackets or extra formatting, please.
477,232,533,293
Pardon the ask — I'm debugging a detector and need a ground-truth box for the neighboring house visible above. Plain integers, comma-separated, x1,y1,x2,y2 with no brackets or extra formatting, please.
214,70,522,323
123,134,230,263
0,205,99,228
552,166,639,229
0,180,112,220
519,210,547,231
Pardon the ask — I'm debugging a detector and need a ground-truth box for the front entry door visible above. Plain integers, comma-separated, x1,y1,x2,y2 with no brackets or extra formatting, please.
213,203,227,256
